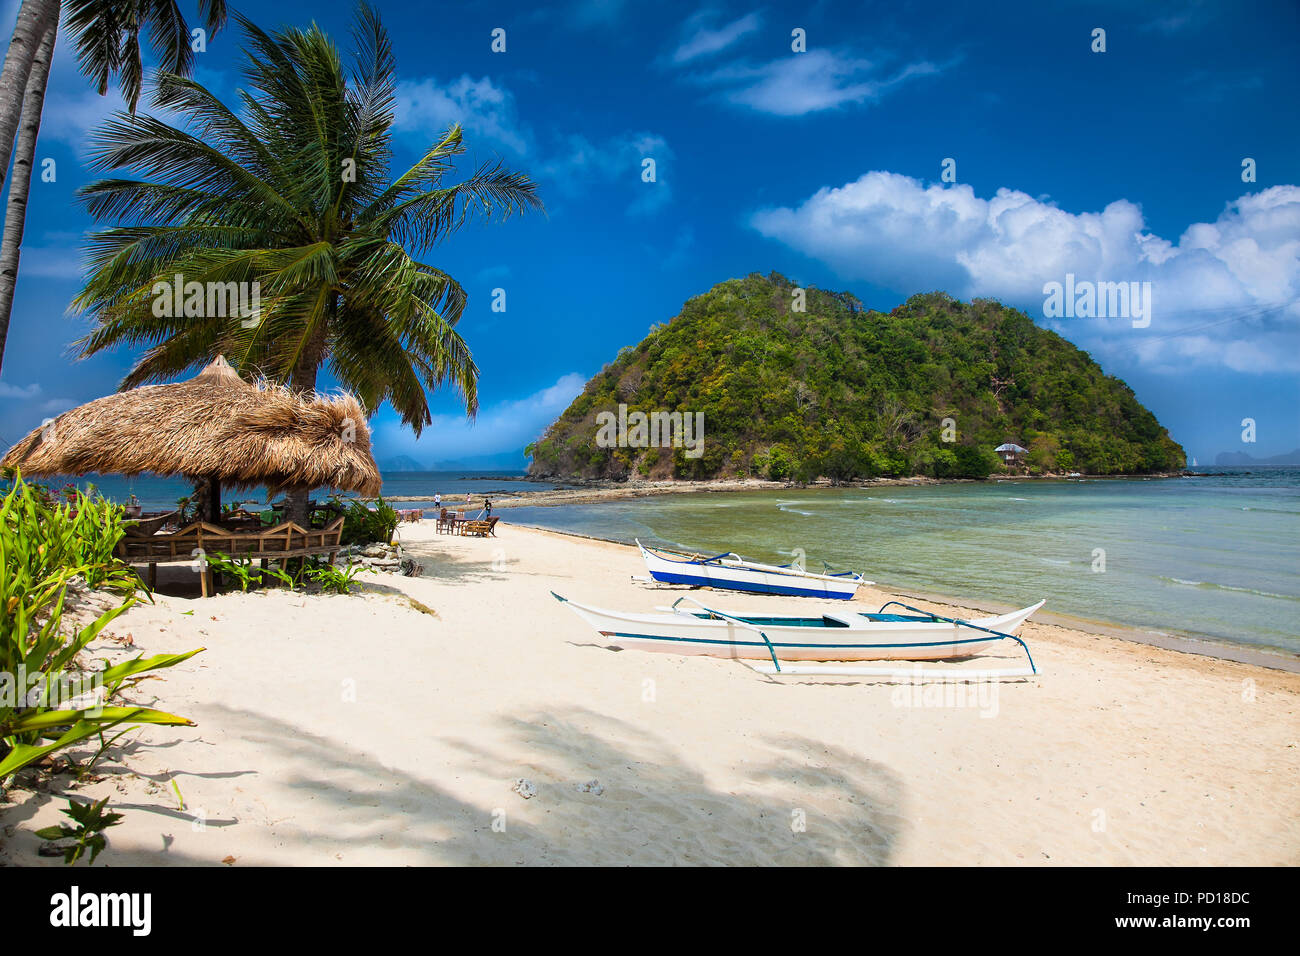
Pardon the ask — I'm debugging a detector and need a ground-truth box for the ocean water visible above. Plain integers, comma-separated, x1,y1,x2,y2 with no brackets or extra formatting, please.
505,468,1300,658
13,470,562,510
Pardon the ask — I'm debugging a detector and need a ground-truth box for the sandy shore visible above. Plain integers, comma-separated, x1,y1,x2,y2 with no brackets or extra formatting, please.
3,521,1297,866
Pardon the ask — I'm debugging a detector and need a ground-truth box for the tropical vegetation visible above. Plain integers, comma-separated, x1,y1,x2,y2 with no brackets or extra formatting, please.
0,472,200,780
0,0,228,374
67,4,541,518
528,273,1186,481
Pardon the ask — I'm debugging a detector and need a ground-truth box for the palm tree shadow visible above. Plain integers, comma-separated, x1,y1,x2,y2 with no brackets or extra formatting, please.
95,704,903,865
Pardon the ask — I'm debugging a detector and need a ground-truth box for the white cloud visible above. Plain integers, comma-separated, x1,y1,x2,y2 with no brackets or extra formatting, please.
0,381,41,399
38,89,125,148
394,75,530,155
692,49,942,116
671,11,762,65
752,173,1300,373
541,132,674,215
374,372,587,461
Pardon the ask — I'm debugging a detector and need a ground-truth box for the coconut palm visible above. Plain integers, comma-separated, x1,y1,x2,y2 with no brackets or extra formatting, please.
0,0,228,375
71,5,542,515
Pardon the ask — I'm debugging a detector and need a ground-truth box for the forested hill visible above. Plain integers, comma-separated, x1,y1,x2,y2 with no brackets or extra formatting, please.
526,273,1185,481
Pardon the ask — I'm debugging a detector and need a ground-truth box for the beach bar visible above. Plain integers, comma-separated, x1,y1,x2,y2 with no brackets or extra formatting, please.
1,356,382,595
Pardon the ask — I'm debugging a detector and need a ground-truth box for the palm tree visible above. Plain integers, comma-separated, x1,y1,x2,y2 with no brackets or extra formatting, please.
72,5,542,518
0,0,228,375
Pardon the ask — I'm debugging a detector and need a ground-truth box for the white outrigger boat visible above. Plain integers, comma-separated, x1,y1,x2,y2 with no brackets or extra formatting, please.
636,539,870,600
553,592,1043,677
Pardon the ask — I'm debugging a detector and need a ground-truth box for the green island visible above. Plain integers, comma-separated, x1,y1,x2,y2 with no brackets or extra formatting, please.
527,272,1186,482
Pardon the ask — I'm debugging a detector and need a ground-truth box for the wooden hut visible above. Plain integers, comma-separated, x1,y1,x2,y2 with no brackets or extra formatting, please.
2,356,382,594
994,442,1028,466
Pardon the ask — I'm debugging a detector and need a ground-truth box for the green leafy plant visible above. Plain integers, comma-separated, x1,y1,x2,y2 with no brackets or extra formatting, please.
336,495,398,546
35,796,124,865
304,560,363,595
260,564,296,588
0,472,201,779
77,725,142,782
205,552,260,592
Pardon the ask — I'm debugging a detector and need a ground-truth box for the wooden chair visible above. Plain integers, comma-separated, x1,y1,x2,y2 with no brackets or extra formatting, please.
461,516,500,538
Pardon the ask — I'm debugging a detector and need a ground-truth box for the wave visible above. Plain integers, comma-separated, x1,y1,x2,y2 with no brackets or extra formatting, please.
1159,576,1300,602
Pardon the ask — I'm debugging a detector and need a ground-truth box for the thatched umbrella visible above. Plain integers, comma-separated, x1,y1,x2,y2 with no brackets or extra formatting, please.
2,356,381,519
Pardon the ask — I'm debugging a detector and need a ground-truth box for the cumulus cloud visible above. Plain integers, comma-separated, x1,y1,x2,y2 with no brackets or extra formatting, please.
373,372,587,462
671,11,762,65
394,75,530,155
752,173,1300,373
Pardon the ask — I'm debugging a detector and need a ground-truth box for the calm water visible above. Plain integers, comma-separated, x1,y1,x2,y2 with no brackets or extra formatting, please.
506,469,1300,657
18,470,563,510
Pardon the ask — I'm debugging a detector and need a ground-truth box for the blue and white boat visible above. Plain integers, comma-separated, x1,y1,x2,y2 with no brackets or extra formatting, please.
636,539,870,600
553,592,1043,671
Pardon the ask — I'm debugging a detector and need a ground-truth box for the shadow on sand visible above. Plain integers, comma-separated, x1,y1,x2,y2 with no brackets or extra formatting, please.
46,703,905,866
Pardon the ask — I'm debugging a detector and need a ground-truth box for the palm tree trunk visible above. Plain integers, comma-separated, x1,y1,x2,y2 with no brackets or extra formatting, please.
283,322,329,526
0,0,59,195
0,10,56,376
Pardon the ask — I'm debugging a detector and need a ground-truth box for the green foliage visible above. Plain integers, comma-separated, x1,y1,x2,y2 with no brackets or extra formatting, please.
205,552,261,591
0,472,200,780
35,796,124,866
336,496,398,546
70,4,542,425
527,274,1185,480
304,560,363,595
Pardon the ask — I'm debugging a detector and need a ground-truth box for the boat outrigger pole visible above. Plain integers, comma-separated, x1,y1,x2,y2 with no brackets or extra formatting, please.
670,595,784,671
877,601,1038,675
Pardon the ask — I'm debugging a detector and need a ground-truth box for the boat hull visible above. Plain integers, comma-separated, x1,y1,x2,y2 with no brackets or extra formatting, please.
638,543,862,600
558,596,1044,663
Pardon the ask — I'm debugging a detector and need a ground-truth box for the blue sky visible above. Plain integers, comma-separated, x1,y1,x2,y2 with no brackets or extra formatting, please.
1,0,1297,467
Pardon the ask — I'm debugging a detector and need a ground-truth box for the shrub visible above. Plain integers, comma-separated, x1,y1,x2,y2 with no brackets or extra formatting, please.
336,495,398,546
0,472,200,779
304,560,363,594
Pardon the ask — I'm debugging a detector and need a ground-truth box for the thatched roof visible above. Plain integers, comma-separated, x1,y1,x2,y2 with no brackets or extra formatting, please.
2,356,382,496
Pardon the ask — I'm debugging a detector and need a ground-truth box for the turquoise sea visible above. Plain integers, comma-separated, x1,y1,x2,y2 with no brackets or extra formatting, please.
504,468,1300,659
28,470,565,509
17,467,1299,658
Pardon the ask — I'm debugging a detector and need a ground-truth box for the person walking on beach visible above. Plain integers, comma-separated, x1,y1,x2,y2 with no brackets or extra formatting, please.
465,492,472,508
485,498,492,518
434,492,441,512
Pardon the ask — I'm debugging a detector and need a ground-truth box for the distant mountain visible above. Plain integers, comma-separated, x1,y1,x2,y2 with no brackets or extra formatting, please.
430,450,530,471
1214,448,1300,466
379,455,428,472
528,273,1185,481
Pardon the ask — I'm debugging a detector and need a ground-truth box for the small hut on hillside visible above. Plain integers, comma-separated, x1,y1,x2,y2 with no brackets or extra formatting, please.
994,442,1028,466
2,356,381,519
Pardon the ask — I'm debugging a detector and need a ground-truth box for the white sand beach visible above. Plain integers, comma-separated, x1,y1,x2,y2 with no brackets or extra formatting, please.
3,520,1297,866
